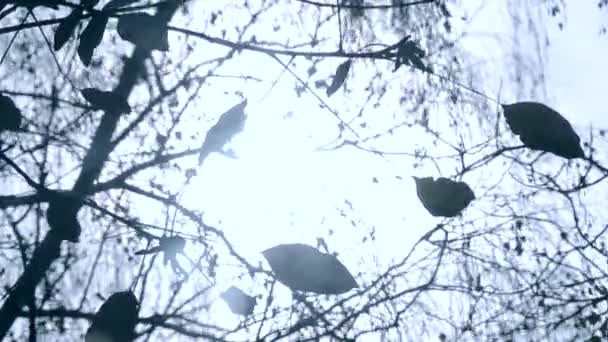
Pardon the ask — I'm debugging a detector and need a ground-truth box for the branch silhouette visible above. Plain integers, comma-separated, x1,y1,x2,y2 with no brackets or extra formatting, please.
0,2,181,338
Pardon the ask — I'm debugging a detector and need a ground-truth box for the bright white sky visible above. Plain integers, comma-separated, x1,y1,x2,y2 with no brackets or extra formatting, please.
544,3,608,128
128,0,607,337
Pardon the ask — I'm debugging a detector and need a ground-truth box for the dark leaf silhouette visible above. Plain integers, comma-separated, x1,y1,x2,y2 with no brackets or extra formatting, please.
326,59,352,97
0,93,22,132
78,14,108,66
85,290,138,342
53,8,83,51
412,176,475,217
502,101,584,159
103,0,139,10
135,236,186,275
262,243,357,294
394,38,428,72
198,99,248,166
221,286,257,316
117,13,169,52
81,88,131,114
46,192,82,242
407,54,427,71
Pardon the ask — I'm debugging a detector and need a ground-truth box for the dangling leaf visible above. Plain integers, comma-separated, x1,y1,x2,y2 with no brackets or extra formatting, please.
262,243,357,294
117,13,169,51
502,101,584,159
198,99,248,166
221,286,257,316
54,8,83,51
326,60,351,97
103,0,139,10
393,39,428,72
0,93,23,132
81,88,131,114
412,176,475,217
135,236,186,275
78,14,108,66
85,291,138,342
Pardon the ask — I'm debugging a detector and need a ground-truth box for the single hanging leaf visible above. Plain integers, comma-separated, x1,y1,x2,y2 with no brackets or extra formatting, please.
103,0,139,10
262,243,358,294
502,101,584,159
78,13,109,66
117,13,169,51
54,8,83,51
0,93,23,132
198,99,248,166
85,291,138,342
326,59,351,97
81,88,131,114
394,39,428,72
221,286,257,316
135,235,186,275
412,176,475,217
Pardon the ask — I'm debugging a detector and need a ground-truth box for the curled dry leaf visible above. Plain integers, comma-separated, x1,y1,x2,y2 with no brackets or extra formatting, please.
502,101,584,159
0,93,23,132
81,88,131,114
117,13,169,51
78,14,109,66
326,59,352,97
54,8,83,51
221,286,257,316
262,243,358,294
85,291,138,342
412,176,475,218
